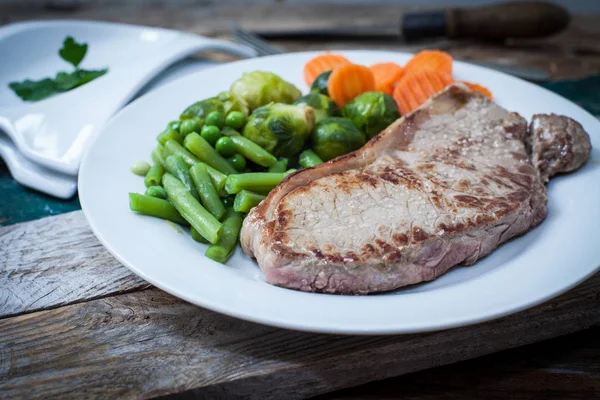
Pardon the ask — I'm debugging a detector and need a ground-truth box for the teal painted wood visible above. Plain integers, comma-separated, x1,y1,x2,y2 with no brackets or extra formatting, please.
1,76,598,226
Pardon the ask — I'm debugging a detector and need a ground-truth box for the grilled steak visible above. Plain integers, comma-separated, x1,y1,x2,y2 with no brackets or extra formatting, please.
241,84,591,294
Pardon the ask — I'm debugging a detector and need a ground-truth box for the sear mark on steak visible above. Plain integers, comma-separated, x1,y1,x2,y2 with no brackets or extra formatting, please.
241,84,592,294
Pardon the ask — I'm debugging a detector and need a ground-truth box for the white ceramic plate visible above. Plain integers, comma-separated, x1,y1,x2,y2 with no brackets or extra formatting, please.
79,51,600,335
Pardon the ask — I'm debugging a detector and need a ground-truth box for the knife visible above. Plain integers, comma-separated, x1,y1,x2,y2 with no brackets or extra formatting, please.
251,1,570,42
233,28,551,82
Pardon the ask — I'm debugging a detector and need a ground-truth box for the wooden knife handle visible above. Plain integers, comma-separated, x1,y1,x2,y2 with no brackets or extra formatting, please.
402,1,570,40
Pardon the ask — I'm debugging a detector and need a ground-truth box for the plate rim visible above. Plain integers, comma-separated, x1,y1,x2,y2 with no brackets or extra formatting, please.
79,49,600,335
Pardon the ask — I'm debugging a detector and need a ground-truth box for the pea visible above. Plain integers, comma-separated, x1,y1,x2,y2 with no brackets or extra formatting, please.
167,120,180,132
225,111,246,130
215,137,236,157
222,196,235,208
130,160,151,176
180,117,203,136
201,125,221,145
228,154,247,171
205,111,225,129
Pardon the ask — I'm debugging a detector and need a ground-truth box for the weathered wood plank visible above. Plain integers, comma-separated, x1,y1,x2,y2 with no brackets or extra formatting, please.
0,211,150,318
317,326,600,399
0,273,598,400
2,4,600,79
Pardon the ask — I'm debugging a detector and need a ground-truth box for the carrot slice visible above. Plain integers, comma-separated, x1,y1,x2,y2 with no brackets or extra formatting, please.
369,62,404,95
402,50,453,77
393,69,454,115
461,81,493,99
327,63,375,108
303,53,350,86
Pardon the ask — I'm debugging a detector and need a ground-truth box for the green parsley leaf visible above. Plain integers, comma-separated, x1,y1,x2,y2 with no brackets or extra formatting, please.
9,69,108,102
59,36,87,68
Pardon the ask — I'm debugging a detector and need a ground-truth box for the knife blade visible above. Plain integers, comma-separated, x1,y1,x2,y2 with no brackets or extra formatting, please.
252,1,569,42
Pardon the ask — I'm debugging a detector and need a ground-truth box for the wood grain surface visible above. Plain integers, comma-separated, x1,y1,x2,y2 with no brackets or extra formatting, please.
0,212,150,318
0,274,598,399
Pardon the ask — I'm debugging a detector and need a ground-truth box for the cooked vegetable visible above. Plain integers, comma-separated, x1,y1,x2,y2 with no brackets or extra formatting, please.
370,62,404,95
228,154,247,171
225,111,246,130
9,36,108,102
230,71,301,111
191,227,209,243
165,155,199,200
393,69,454,115
151,144,166,167
215,137,236,157
129,193,187,225
162,173,222,244
229,135,277,167
222,196,235,208
303,53,350,86
144,163,164,187
180,97,224,121
310,70,332,95
221,127,241,137
216,91,249,117
310,118,365,161
342,92,400,139
242,103,314,158
299,149,324,168
293,92,339,123
205,208,243,263
234,190,266,213
130,160,150,176
200,125,221,145
402,50,453,77
225,173,287,194
164,139,199,167
205,111,225,129
179,117,203,136
145,185,167,199
462,82,493,99
268,158,288,173
184,132,238,175
327,63,376,108
190,163,226,220
167,120,180,132
157,128,182,145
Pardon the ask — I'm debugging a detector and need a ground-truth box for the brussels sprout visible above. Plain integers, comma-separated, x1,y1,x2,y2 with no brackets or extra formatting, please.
217,91,249,117
311,117,365,161
243,103,314,158
342,92,401,139
293,93,339,123
180,97,224,121
230,71,302,111
310,70,332,95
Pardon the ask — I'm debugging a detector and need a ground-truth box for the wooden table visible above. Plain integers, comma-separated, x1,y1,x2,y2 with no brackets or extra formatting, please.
1,3,599,399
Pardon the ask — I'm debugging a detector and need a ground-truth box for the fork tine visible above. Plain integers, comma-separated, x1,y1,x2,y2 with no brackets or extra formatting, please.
233,27,283,56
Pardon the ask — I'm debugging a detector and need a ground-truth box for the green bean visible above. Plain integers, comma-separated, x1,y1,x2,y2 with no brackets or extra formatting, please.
157,128,182,145
144,163,164,187
165,155,199,200
267,158,288,173
162,173,222,244
164,139,199,167
145,185,167,199
191,227,209,244
190,163,226,220
184,132,238,175
130,160,151,176
224,173,287,194
179,117,203,136
205,166,227,195
299,150,323,168
286,169,297,174
205,208,243,263
221,126,241,137
151,144,166,167
129,193,188,225
233,190,266,213
229,136,277,167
